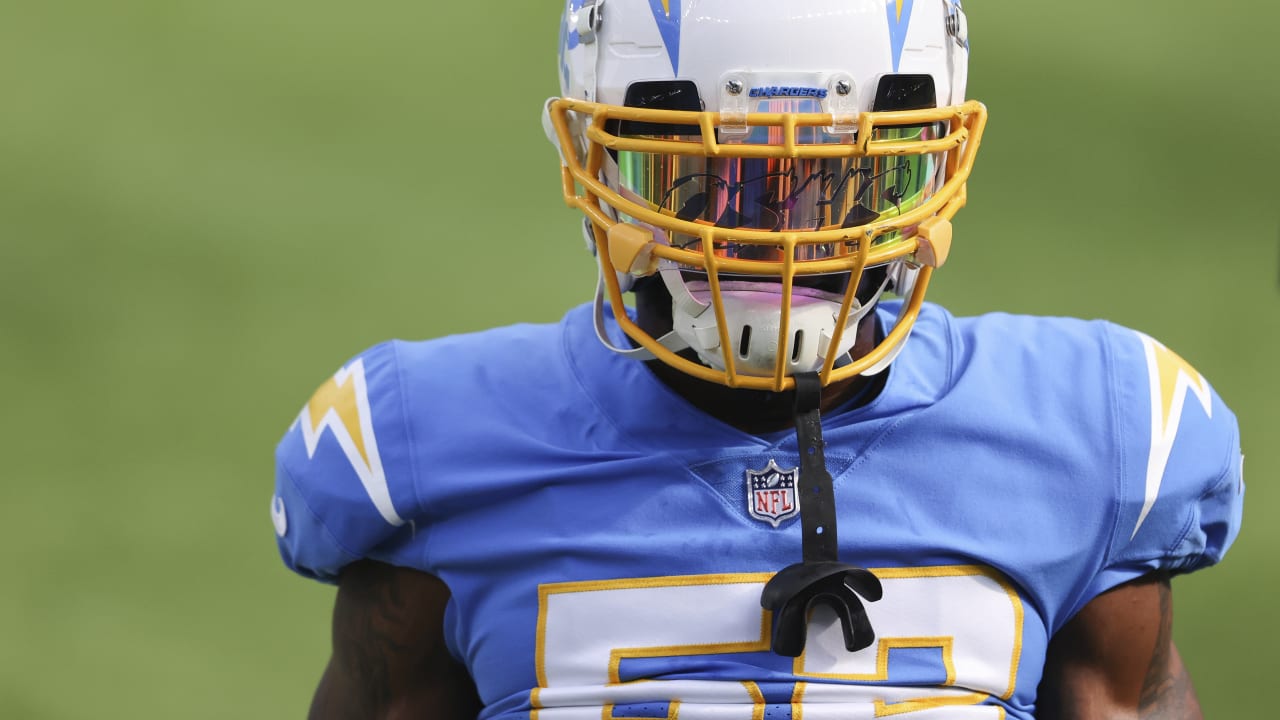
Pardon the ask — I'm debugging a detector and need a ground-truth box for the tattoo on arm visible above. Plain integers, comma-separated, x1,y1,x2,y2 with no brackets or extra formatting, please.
312,561,481,720
327,564,413,715
1138,576,1202,720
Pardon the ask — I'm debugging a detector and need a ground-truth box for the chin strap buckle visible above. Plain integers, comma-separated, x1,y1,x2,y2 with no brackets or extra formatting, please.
760,373,882,657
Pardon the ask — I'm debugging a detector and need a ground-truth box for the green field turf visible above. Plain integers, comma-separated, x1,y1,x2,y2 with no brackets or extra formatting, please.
2,2,1276,717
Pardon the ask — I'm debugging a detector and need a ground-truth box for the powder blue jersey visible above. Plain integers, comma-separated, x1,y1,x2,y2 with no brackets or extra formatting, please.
273,301,1243,720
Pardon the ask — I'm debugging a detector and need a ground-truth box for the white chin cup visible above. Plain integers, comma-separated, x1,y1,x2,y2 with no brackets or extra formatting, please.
662,271,884,377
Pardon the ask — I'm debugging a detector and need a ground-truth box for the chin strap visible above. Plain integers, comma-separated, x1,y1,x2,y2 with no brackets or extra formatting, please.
759,373,883,657
592,269,688,360
859,262,923,377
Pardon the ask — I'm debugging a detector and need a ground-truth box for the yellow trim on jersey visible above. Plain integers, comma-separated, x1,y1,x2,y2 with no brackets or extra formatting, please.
534,566,1023,718
535,572,777,719
791,564,1024,714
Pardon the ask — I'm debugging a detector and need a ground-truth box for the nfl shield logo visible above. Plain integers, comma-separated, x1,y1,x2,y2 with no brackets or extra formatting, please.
746,459,800,528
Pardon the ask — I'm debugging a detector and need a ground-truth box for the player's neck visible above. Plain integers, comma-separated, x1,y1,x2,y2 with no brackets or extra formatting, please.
644,357,885,435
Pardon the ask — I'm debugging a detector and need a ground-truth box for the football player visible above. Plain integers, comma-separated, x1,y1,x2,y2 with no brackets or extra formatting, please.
272,1,1244,718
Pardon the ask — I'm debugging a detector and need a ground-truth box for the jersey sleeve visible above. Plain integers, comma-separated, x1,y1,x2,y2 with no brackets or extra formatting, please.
1085,325,1244,599
271,341,423,583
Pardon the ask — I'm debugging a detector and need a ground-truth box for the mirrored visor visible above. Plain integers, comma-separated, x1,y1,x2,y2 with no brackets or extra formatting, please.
615,100,948,264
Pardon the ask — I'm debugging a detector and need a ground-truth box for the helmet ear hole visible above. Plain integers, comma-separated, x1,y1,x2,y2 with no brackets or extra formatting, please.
739,325,754,359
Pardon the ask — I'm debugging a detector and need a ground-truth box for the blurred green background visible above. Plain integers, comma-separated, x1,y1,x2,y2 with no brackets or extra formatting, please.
1,1,1276,717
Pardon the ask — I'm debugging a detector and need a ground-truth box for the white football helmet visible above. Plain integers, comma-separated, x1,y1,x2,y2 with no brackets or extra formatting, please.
545,0,985,392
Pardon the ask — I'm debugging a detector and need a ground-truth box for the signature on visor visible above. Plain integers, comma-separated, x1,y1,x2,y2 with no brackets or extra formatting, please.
660,162,915,235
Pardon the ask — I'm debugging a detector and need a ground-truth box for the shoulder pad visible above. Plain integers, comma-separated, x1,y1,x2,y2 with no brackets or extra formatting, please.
272,342,421,582
1092,326,1243,594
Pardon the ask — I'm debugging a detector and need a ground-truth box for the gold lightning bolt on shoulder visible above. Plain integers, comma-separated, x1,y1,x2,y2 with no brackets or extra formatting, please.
298,359,406,527
1132,333,1213,538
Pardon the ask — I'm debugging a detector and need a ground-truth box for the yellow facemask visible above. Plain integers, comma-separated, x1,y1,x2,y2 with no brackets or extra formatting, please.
547,96,987,392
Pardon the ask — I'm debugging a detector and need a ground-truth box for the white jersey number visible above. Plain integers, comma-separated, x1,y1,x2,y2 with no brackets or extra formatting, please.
533,566,1023,719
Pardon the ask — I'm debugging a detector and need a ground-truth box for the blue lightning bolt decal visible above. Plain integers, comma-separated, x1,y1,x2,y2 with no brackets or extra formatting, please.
648,0,682,75
1133,333,1213,538
296,359,405,527
886,0,916,72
